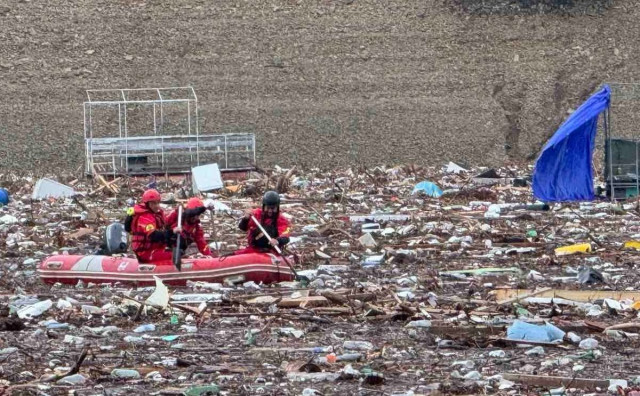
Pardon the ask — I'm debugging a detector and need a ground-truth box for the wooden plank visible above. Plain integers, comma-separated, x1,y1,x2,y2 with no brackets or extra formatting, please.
67,228,95,240
494,338,571,349
429,325,502,338
440,267,523,276
502,373,609,390
497,287,553,305
277,296,328,308
311,307,352,314
492,288,640,303
89,177,122,195
91,164,119,194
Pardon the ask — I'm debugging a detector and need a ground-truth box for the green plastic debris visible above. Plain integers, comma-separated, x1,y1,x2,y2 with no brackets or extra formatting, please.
162,335,179,342
184,385,220,396
526,230,538,238
578,350,599,361
170,314,179,325
245,330,256,346
515,305,532,318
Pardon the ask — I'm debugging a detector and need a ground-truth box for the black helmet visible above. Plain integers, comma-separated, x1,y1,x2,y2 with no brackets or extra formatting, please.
262,190,280,207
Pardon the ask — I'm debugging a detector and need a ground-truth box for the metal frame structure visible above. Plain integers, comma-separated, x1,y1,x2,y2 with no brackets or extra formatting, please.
603,82,640,201
86,134,256,176
83,87,255,175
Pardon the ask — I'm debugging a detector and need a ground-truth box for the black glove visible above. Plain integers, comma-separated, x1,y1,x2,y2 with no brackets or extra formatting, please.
149,229,171,243
184,207,207,218
167,229,177,246
277,236,290,247
238,217,250,231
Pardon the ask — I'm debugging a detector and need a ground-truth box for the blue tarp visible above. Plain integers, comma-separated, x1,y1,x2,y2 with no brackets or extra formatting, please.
532,85,611,202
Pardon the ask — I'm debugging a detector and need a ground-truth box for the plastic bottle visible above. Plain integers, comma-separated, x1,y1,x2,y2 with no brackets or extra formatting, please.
57,374,87,385
336,353,363,362
134,324,156,333
111,369,141,379
343,341,374,351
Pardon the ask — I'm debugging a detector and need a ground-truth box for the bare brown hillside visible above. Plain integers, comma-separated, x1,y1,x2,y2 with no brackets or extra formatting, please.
0,0,638,173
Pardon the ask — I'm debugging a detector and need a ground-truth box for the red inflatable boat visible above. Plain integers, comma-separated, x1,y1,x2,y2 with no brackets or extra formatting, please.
38,253,296,286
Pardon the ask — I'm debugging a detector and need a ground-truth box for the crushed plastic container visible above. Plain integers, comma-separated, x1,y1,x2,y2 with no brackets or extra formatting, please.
362,253,385,267
337,353,363,362
57,373,87,385
0,215,18,225
555,243,592,256
111,368,141,379
405,320,431,328
134,324,156,333
343,341,374,351
17,300,52,319
579,338,599,350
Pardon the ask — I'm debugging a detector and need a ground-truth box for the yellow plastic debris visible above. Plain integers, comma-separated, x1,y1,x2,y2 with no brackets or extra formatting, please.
554,243,592,256
631,301,640,311
624,241,640,251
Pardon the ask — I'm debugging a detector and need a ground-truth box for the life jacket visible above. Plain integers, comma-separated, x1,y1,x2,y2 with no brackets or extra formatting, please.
246,208,290,249
130,204,167,253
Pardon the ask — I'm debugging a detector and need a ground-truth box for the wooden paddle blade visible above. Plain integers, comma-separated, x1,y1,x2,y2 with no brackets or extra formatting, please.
173,235,182,271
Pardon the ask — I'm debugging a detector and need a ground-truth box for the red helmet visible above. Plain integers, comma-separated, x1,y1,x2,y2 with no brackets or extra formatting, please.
142,189,161,203
186,197,204,210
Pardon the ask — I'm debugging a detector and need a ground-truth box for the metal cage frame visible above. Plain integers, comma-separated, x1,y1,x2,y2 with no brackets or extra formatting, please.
83,87,255,175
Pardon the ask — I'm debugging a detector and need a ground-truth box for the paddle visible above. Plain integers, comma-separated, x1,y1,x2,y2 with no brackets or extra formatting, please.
172,205,183,271
250,215,308,284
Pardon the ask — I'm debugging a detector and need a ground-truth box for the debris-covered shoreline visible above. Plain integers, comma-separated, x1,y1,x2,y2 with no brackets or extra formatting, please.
2,164,640,395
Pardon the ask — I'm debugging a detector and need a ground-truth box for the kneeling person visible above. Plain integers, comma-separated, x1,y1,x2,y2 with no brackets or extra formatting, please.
166,197,214,257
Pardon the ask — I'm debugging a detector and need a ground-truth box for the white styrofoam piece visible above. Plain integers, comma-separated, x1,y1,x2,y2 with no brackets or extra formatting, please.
192,163,223,193
32,178,75,200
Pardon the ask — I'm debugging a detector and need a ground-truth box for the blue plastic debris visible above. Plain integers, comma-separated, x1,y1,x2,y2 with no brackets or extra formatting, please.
506,320,566,342
412,181,443,198
146,177,157,190
0,188,9,206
